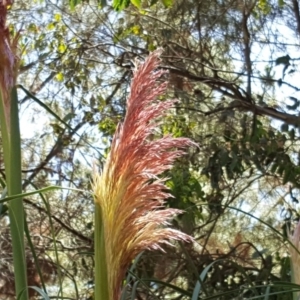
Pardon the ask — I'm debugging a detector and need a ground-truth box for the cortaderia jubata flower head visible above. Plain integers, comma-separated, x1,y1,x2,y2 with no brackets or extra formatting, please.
93,49,196,299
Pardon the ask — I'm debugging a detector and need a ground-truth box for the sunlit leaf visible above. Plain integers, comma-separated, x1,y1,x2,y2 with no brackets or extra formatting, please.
131,0,141,8
113,0,130,11
69,0,81,10
58,43,67,53
28,23,38,33
148,43,156,51
46,22,55,30
161,0,173,7
131,25,140,35
55,72,64,82
54,13,61,22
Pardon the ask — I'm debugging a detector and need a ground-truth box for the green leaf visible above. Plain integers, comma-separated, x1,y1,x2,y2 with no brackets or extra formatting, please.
131,25,140,35
46,22,55,31
150,0,159,5
69,0,81,10
121,252,144,300
63,113,75,122
18,85,75,133
283,168,292,184
55,72,64,82
18,287,50,300
28,23,38,33
259,0,267,5
0,203,8,216
54,13,61,22
0,87,28,299
270,162,278,173
131,0,141,8
99,0,107,6
161,0,172,7
257,0,271,13
192,260,223,300
58,43,67,53
113,0,130,11
0,186,86,204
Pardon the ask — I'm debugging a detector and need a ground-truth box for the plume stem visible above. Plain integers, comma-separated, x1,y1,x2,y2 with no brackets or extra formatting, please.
95,203,110,299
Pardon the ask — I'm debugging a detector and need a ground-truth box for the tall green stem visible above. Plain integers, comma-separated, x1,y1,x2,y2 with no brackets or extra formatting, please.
94,203,110,300
0,87,28,299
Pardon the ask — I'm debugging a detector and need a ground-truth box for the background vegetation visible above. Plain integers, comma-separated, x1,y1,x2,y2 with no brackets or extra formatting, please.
2,0,300,298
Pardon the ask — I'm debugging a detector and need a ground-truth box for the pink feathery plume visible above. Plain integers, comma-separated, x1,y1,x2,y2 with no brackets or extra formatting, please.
93,49,195,299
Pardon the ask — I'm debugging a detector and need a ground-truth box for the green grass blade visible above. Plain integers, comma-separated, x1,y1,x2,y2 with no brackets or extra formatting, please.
130,281,139,300
17,85,74,132
39,188,64,297
121,252,144,300
0,185,87,203
192,260,220,300
263,285,270,300
24,215,47,293
17,286,50,300
0,87,28,299
7,86,28,299
137,278,192,296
